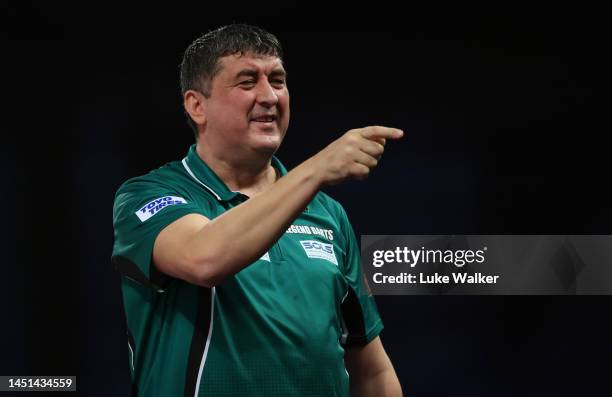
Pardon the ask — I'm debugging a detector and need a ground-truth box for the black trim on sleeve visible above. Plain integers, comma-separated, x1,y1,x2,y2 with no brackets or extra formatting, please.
149,260,169,288
112,255,163,291
184,287,213,397
340,286,368,347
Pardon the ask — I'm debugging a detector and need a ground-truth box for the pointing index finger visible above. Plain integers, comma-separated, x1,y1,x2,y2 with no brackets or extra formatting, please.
360,126,404,140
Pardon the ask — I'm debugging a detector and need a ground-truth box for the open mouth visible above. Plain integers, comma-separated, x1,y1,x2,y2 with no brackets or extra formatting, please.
251,115,277,123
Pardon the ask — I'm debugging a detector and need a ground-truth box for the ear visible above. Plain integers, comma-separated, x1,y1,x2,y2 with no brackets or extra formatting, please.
183,90,207,127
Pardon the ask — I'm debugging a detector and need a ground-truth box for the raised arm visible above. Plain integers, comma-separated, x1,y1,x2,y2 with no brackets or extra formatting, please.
153,127,403,287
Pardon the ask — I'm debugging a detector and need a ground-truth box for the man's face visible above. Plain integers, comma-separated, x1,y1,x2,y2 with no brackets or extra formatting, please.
204,53,290,156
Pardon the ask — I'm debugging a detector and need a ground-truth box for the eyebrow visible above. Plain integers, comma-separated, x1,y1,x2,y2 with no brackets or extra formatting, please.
235,68,287,80
270,69,288,79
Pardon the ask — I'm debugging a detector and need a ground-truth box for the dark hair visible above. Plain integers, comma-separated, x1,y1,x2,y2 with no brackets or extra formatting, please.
180,24,284,138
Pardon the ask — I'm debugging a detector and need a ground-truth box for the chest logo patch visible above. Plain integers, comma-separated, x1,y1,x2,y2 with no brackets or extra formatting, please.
299,240,338,266
135,196,187,222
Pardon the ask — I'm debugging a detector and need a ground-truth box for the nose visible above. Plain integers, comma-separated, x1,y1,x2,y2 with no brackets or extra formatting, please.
256,79,279,108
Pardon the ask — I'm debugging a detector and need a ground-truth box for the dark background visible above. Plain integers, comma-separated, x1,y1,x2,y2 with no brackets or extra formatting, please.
3,2,611,396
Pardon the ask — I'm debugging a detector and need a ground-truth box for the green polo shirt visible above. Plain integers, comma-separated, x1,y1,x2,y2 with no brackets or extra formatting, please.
112,145,383,397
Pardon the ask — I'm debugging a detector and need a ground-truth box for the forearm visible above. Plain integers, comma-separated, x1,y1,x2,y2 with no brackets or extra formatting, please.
350,367,403,397
189,157,322,285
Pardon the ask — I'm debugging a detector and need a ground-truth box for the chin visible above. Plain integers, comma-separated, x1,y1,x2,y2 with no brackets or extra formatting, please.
254,141,281,155
249,129,284,153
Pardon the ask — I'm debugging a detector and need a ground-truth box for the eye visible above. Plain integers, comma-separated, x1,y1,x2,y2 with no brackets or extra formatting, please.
239,80,256,87
271,79,286,87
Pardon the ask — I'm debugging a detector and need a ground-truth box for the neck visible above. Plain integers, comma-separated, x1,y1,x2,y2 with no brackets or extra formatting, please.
195,140,277,196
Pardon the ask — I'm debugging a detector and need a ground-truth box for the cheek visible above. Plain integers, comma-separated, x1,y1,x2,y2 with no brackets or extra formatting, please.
216,95,252,122
222,91,254,109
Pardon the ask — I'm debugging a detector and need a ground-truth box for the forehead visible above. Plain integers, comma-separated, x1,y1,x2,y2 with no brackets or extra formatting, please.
216,53,285,76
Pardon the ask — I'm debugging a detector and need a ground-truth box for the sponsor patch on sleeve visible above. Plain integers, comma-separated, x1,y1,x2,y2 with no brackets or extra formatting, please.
299,240,338,266
135,196,187,222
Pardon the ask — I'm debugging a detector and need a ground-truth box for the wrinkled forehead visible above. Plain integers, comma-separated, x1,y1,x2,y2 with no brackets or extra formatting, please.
215,52,285,77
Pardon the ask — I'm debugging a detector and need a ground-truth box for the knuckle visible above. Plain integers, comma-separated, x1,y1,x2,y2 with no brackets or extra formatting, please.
346,129,359,138
347,135,360,147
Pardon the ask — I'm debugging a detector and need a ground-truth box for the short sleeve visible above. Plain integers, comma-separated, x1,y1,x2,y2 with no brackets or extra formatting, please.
337,204,384,347
111,180,210,291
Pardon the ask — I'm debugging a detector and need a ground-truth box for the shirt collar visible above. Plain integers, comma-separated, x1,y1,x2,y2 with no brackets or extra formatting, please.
182,144,288,203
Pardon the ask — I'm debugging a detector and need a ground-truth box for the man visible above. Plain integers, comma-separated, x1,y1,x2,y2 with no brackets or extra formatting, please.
112,24,403,396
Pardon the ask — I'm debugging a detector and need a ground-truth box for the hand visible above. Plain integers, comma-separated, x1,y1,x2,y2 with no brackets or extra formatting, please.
310,126,404,185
